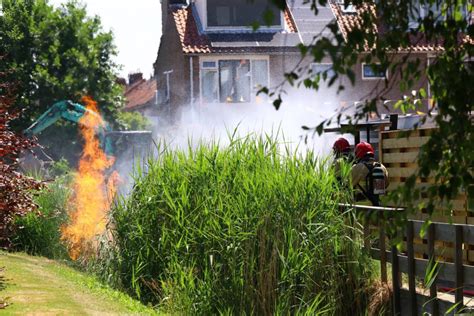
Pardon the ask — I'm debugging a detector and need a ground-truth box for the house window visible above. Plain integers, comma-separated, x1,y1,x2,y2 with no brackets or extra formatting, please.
408,1,468,29
202,70,219,103
408,0,443,29
201,58,269,103
207,0,281,28
362,63,387,79
251,60,269,91
311,63,336,79
219,60,251,103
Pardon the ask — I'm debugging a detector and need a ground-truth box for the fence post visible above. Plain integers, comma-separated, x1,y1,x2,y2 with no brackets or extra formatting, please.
407,221,417,316
455,225,464,313
379,217,387,283
391,230,401,315
428,224,438,316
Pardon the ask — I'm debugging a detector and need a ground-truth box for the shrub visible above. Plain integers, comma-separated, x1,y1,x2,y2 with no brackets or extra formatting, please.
94,135,374,315
49,158,72,178
12,174,71,259
0,65,42,248
116,111,151,131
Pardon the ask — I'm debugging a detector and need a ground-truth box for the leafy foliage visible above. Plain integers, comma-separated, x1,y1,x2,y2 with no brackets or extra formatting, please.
92,135,374,315
12,174,72,259
116,111,151,131
268,0,473,213
0,0,124,162
0,67,42,248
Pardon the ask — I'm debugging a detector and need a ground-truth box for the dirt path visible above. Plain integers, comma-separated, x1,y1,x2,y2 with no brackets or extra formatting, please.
0,252,157,315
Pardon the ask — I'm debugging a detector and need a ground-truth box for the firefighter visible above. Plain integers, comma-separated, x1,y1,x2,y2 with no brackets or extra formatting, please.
351,142,389,206
332,137,353,183
333,137,351,159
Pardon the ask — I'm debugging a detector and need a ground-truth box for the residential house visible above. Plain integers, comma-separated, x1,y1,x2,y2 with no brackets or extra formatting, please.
123,72,159,116
153,0,454,120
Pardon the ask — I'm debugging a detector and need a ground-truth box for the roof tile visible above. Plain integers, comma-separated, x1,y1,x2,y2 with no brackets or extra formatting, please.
124,79,157,111
329,0,455,52
172,6,297,54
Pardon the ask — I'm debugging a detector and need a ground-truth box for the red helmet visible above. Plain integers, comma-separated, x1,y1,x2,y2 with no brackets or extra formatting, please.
333,137,350,154
355,142,375,159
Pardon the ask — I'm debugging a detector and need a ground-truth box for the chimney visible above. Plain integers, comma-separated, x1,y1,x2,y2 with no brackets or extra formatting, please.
162,0,188,34
116,77,127,86
128,72,143,85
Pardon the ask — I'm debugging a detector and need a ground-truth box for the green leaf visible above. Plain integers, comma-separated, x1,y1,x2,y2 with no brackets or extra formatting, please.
316,122,324,135
273,98,282,110
419,88,427,98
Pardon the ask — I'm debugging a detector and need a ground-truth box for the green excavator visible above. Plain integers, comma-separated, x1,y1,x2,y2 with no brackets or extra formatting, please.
24,100,152,159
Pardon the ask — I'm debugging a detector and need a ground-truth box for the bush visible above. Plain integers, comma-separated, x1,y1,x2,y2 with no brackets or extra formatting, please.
94,135,375,315
49,158,71,178
0,65,42,248
116,111,151,131
13,174,71,259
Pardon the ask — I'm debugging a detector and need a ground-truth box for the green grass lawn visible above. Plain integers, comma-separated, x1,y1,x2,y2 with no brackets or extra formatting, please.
0,251,158,315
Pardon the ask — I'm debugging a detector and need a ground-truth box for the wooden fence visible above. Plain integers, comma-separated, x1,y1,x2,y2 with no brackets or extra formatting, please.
379,128,471,264
342,204,474,316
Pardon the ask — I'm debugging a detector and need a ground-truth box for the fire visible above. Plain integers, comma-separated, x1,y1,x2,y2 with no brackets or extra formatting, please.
61,96,117,260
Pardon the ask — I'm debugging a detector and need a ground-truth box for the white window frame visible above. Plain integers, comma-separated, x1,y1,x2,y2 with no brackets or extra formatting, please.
361,63,388,80
199,55,270,105
202,0,284,32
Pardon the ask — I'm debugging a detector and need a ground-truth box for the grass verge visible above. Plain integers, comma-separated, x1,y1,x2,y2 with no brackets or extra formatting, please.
0,251,158,315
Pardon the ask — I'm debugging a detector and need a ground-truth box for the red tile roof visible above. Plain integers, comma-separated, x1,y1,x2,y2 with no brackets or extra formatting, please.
329,2,378,42
171,2,468,55
172,7,211,54
328,1,471,52
124,78,157,111
172,6,297,54
284,7,298,33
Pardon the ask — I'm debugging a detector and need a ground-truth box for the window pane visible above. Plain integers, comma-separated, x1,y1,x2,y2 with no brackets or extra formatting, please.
311,63,336,79
426,2,443,22
363,64,386,78
408,0,422,29
202,70,218,103
251,60,268,90
207,0,281,27
202,61,217,68
219,60,251,103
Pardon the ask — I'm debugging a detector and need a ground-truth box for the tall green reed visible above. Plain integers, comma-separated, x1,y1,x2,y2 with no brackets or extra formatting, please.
95,134,374,315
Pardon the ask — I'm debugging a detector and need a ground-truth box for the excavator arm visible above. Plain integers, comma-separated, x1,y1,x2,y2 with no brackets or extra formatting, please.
24,100,114,156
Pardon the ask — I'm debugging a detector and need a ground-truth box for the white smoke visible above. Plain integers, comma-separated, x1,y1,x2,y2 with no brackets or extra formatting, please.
151,86,353,157
114,81,356,196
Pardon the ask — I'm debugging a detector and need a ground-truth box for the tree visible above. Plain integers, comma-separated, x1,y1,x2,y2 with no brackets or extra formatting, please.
0,65,42,248
0,0,125,162
267,0,473,215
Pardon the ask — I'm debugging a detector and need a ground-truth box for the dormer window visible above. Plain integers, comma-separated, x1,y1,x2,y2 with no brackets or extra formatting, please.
206,0,281,29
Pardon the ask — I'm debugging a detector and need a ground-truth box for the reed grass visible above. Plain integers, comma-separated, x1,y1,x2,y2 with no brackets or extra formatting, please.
94,134,374,315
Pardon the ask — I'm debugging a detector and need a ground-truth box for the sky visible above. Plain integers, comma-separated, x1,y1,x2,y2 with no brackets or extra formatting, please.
49,0,162,80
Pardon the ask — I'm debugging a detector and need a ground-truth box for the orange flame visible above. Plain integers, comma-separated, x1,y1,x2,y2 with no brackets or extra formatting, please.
61,96,117,260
